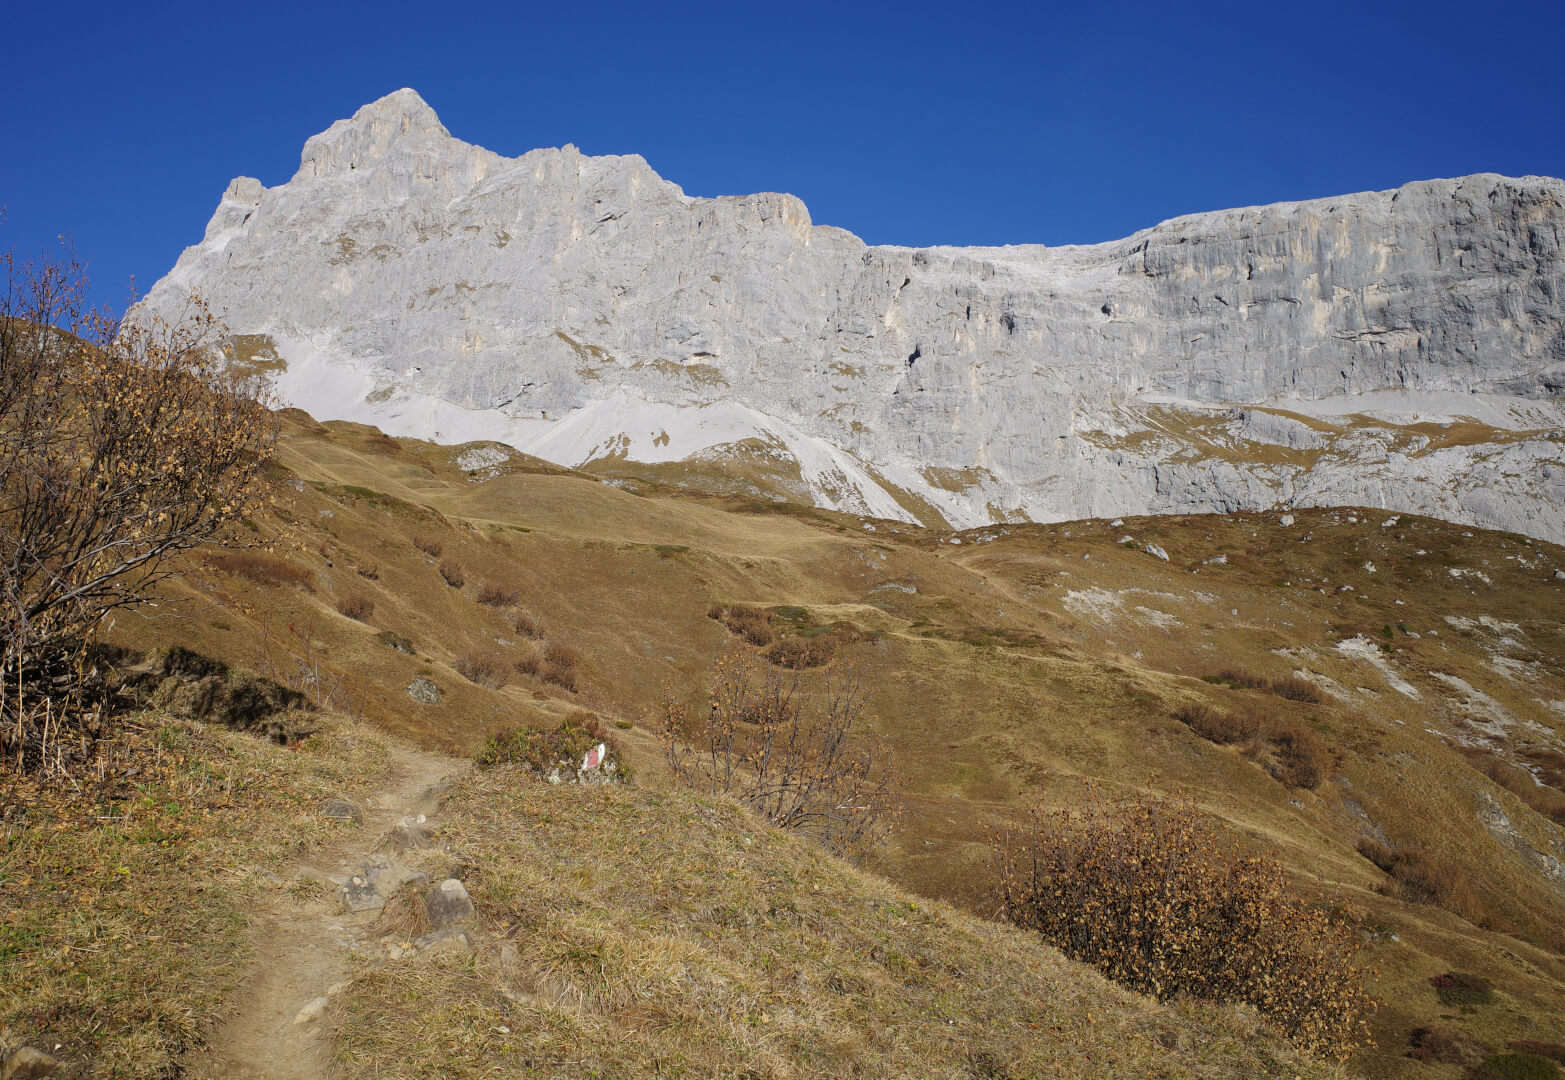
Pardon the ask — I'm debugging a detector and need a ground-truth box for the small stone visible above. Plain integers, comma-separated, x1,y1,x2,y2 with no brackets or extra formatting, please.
1144,544,1169,561
1,1047,62,1080
414,925,473,955
407,677,441,704
1555,569,1564,580
1110,518,1123,527
292,995,328,1025
378,821,434,854
322,799,362,825
1279,514,1294,526
423,878,475,929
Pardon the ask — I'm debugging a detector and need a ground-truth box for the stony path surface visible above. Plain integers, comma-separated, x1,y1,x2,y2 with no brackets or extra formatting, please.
184,746,456,1080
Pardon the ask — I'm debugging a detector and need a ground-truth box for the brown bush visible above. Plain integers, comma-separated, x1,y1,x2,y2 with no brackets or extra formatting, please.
1429,971,1494,1008
454,646,509,690
354,561,379,580
1213,668,1269,690
1269,722,1330,789
1207,669,1324,704
336,593,375,621
476,580,519,607
1172,701,1260,745
1510,1043,1565,1065
438,559,466,588
512,611,543,639
1406,1025,1489,1065
708,602,774,647
766,633,837,669
412,535,443,558
1269,675,1324,704
513,642,541,677
207,551,315,592
1358,837,1485,919
995,789,1375,1059
541,642,580,692
1464,748,1565,826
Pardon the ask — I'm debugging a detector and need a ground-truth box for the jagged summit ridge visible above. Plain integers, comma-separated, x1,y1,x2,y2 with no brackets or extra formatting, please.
140,90,1565,540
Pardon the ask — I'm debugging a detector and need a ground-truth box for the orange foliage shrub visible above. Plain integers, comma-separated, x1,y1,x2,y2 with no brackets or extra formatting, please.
995,788,1375,1059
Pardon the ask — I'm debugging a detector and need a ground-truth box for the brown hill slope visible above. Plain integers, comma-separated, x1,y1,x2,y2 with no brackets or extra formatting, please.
110,411,1565,1078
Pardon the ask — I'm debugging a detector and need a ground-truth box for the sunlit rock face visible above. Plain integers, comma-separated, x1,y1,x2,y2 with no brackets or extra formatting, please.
141,89,1565,540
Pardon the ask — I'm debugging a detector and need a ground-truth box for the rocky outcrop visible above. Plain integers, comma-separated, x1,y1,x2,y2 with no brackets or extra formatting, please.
139,89,1565,540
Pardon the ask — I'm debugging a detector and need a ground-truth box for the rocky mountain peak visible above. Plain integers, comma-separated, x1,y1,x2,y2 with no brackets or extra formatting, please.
294,88,455,180
140,92,1565,543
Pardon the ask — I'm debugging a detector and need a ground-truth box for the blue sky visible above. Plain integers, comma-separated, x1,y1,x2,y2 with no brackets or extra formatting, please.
4,0,1562,313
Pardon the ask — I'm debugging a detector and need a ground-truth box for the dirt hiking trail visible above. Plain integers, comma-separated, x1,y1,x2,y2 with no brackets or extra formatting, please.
184,745,457,1079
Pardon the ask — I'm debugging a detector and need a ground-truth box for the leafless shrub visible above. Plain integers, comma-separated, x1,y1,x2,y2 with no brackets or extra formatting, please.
996,788,1375,1059
707,602,774,647
1172,701,1260,744
1269,675,1323,704
512,611,543,639
412,535,443,558
1357,837,1485,919
354,561,379,580
541,642,579,692
438,559,465,588
336,593,375,621
1269,722,1330,789
659,646,898,860
766,633,837,669
2,246,277,774
455,646,509,689
513,642,541,677
476,580,518,607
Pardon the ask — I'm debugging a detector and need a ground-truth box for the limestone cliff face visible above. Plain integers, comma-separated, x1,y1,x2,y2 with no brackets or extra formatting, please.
141,89,1565,540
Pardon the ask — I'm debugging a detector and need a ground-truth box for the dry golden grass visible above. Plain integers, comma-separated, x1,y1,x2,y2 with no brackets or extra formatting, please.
99,414,1565,1077
0,711,397,1078
331,771,1345,1079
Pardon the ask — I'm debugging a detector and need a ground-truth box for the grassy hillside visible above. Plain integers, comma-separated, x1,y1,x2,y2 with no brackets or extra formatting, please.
100,411,1565,1077
2,707,1343,1079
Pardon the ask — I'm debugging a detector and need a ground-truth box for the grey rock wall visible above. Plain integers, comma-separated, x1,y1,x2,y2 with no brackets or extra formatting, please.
140,89,1565,541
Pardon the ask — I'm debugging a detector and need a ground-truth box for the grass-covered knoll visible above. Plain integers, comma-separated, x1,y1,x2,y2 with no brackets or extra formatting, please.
333,769,1344,1080
0,710,395,1077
